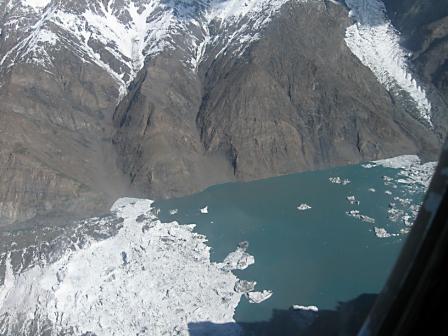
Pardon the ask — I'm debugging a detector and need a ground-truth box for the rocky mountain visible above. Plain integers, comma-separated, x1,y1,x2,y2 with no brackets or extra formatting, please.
0,0,446,225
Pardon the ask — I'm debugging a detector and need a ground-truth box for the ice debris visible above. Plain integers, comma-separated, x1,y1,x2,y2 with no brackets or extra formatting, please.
329,177,351,185
346,210,375,224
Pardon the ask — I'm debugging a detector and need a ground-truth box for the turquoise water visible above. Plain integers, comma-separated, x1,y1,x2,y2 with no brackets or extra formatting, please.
154,163,426,323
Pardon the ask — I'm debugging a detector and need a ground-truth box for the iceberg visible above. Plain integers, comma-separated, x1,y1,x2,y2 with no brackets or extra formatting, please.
297,203,312,211
292,305,319,312
245,290,273,304
329,177,351,185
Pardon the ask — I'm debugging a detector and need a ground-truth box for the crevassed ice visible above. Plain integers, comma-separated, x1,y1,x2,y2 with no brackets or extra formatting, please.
0,198,269,336
344,0,433,126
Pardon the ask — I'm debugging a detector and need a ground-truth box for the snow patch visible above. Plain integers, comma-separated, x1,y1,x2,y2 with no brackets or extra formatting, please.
297,203,312,211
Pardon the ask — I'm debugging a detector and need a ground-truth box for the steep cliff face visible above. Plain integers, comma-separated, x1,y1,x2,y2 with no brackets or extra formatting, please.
114,0,442,197
197,2,440,178
0,0,133,224
0,0,446,224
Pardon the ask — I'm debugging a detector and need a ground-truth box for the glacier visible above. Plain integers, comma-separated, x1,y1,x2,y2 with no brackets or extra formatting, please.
344,0,433,126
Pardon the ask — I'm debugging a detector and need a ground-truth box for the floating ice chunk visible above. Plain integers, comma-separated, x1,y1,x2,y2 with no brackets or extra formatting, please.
362,163,377,169
400,227,411,235
368,188,376,192
297,203,312,211
245,290,273,304
402,215,413,227
346,196,360,205
346,210,375,223
292,305,319,312
374,227,392,238
200,206,209,214
385,190,393,195
169,209,178,215
219,242,255,271
329,177,351,185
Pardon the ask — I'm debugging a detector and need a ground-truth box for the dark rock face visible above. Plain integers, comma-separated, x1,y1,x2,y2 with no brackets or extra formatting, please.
198,2,440,178
0,50,131,224
0,0,446,224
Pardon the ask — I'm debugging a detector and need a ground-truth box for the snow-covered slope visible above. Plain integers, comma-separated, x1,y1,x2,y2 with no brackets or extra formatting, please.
0,198,269,336
0,0,435,122
0,0,293,95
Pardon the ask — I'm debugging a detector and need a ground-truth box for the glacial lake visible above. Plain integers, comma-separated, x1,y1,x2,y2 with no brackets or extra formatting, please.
154,161,428,323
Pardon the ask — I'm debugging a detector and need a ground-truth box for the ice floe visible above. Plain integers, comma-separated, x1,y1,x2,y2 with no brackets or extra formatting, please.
361,155,436,237
219,241,255,271
329,177,351,185
292,305,319,312
245,290,273,304
374,155,436,189
346,210,375,224
297,203,312,211
346,195,360,205
200,206,209,214
374,227,398,239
